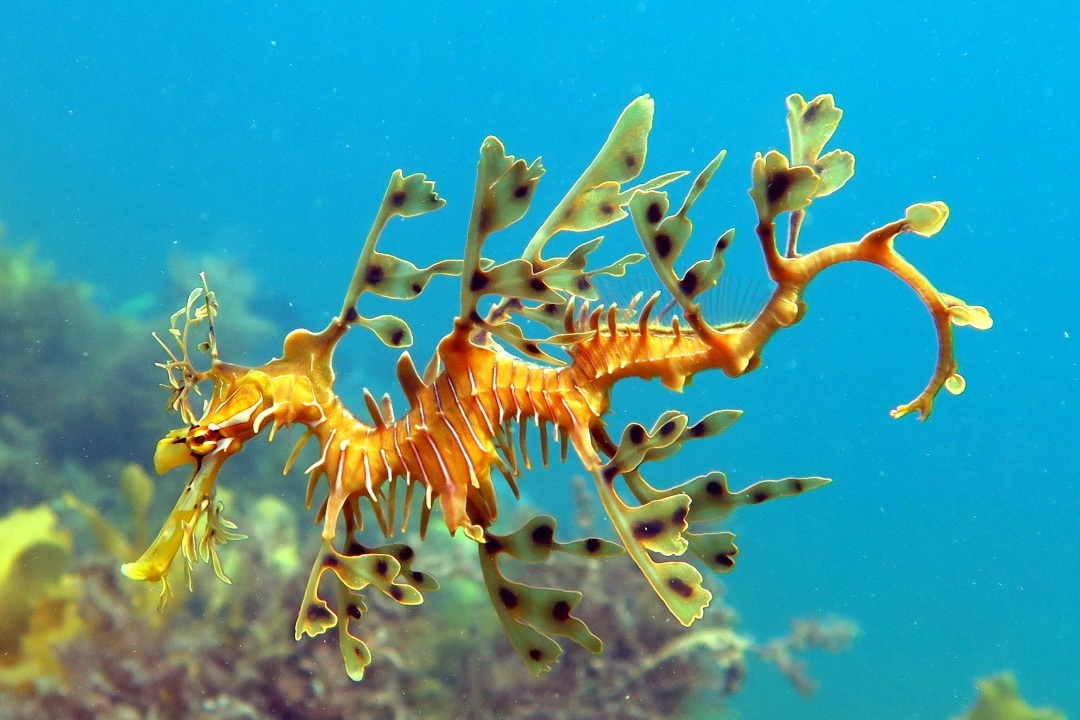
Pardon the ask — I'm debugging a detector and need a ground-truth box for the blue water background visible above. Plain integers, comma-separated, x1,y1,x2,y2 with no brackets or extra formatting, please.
1,2,1075,718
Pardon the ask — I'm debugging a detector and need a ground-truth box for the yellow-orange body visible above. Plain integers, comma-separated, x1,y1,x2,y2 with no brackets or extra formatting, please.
124,93,990,680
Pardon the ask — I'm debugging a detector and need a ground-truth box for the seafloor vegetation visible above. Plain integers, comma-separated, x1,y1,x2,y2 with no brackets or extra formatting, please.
0,231,1063,719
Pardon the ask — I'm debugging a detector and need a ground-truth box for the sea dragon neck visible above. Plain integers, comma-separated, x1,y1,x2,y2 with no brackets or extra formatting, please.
123,93,991,680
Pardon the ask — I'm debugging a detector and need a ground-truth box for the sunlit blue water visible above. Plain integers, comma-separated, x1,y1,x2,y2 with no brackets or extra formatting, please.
1,2,1075,718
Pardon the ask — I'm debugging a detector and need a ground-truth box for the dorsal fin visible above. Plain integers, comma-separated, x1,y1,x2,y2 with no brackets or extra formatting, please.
363,388,386,429
395,352,426,410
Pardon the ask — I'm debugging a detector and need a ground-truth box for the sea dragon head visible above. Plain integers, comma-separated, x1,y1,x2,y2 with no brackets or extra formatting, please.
121,275,266,600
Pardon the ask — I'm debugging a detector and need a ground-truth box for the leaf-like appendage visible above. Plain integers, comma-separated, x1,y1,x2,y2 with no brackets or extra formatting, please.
943,294,993,331
681,472,831,524
786,93,843,166
619,494,691,556
384,170,446,218
486,320,566,365
327,551,424,605
356,313,413,348
905,201,950,236
750,150,820,223
945,373,966,395
557,181,629,232
477,538,605,676
336,589,373,681
686,531,739,573
678,228,734,302
587,95,653,185
480,139,545,235
648,557,711,626
813,148,855,197
362,252,464,300
640,408,741,465
606,411,688,475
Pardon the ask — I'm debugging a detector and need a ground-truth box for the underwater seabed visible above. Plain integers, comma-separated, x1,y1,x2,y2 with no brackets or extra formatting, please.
2,482,861,720
0,496,1063,720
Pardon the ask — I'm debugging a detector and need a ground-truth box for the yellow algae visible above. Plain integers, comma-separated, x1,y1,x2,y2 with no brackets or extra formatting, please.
0,505,83,689
953,672,1066,720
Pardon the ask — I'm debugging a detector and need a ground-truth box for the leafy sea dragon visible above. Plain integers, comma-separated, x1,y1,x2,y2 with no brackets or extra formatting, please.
122,94,991,679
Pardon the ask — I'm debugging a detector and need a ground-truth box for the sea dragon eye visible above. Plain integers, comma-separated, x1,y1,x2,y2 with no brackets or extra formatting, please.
186,425,222,455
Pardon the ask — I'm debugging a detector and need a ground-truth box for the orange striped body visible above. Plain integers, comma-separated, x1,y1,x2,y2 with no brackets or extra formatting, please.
123,92,990,681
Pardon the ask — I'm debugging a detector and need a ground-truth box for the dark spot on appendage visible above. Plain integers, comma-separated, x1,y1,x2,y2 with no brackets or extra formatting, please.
602,465,619,483
623,153,638,170
346,603,363,620
678,271,698,297
552,600,571,621
668,577,694,598
803,103,819,123
398,546,414,561
715,553,735,570
389,585,404,601
585,538,602,554
411,282,422,294
792,479,805,493
485,537,503,554
659,420,677,436
653,233,672,259
523,342,541,356
765,171,791,205
346,539,367,555
375,559,389,576
528,648,544,661
671,506,688,526
365,264,384,285
389,329,406,346
478,206,492,235
307,604,334,622
633,519,665,539
543,303,558,315
345,306,359,323
599,202,615,216
390,190,408,207
646,202,663,224
499,587,519,609
529,278,546,292
705,479,723,496
716,235,730,252
470,271,490,292
750,491,770,504
531,524,554,545
688,421,707,438
469,310,484,324
628,424,645,444
323,554,340,568
576,276,592,291
513,183,532,199
412,570,424,583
